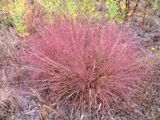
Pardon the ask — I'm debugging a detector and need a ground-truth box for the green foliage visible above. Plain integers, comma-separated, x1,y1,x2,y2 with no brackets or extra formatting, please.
65,0,97,17
106,0,126,23
106,0,129,23
0,0,158,34
1,0,27,37
79,0,96,16
66,0,78,17
153,0,160,13
36,0,61,20
107,0,119,21
36,0,98,19
59,0,98,19
0,0,99,35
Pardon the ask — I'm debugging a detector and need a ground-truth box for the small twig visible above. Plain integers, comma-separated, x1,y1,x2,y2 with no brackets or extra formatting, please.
142,0,149,25
125,0,131,21
130,0,141,17
117,0,123,16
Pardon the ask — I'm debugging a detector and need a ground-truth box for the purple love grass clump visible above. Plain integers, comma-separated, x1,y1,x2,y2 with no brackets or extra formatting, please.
20,19,153,117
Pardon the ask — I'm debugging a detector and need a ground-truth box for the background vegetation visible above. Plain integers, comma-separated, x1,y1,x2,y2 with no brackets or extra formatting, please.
0,0,159,36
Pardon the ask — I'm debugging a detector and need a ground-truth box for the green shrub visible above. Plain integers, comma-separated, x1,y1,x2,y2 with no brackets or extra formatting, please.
106,0,119,21
1,0,27,37
36,0,60,21
153,0,160,13
36,0,98,20
106,0,128,23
